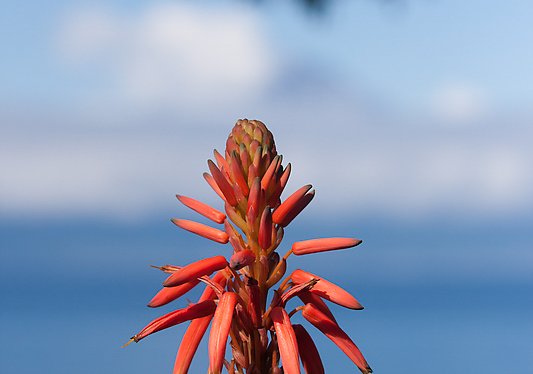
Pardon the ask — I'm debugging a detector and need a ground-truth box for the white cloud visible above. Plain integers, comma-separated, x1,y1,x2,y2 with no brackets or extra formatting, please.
274,120,533,220
56,3,277,117
430,82,488,124
2,114,532,221
0,129,221,221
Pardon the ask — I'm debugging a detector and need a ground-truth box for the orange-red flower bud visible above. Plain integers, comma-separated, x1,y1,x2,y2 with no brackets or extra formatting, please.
131,120,371,374
258,206,273,250
207,159,237,206
171,218,229,244
225,136,239,156
293,324,325,374
229,151,250,197
279,163,291,191
148,280,200,308
261,155,280,191
163,256,228,287
251,144,262,171
176,195,226,224
132,300,217,342
247,177,262,216
271,307,300,374
208,292,238,374
302,303,372,374
247,162,258,186
173,315,212,374
292,237,362,256
268,163,291,208
173,272,227,374
297,290,337,324
239,143,251,173
213,149,230,178
272,185,314,227
291,269,363,310
203,172,225,201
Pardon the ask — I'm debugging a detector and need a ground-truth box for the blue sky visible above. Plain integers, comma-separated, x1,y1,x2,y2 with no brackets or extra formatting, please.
2,0,533,221
3,0,533,111
1,1,532,373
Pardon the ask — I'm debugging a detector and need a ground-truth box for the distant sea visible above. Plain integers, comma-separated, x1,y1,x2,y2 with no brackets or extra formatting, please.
1,216,531,373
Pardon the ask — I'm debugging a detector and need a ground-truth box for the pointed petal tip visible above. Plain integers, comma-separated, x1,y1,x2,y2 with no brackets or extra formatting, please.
175,195,226,224
272,184,315,227
171,218,229,244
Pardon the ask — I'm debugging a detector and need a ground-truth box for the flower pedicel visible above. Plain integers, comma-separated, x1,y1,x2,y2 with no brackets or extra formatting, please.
125,120,372,374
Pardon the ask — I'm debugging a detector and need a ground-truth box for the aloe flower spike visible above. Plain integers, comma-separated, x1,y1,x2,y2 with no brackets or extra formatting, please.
128,119,371,373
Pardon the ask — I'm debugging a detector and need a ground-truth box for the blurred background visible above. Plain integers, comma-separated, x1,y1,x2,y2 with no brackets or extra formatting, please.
1,0,532,373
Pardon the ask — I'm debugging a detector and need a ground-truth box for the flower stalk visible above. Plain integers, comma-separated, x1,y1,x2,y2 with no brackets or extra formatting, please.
126,119,372,373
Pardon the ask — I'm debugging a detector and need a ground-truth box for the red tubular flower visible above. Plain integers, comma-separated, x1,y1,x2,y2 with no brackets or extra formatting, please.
258,206,273,250
148,280,200,308
292,324,325,374
176,195,226,224
272,184,314,227
229,151,250,197
173,271,228,374
171,219,230,244
132,300,217,342
163,256,228,287
208,159,238,206
302,303,372,374
291,269,364,310
203,172,225,200
174,314,213,374
271,307,300,374
292,237,362,256
209,292,238,374
297,290,337,324
127,119,371,373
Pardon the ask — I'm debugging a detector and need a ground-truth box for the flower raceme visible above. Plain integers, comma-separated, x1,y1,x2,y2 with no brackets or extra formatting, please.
126,120,372,373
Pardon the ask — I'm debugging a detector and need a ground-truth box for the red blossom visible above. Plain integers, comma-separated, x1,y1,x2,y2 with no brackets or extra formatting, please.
126,119,371,373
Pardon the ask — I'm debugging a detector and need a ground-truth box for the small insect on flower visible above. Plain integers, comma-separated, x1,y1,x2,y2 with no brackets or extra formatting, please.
125,119,372,373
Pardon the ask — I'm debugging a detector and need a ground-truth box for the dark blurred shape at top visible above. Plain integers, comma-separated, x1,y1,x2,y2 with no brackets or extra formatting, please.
249,0,402,14
300,0,327,12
